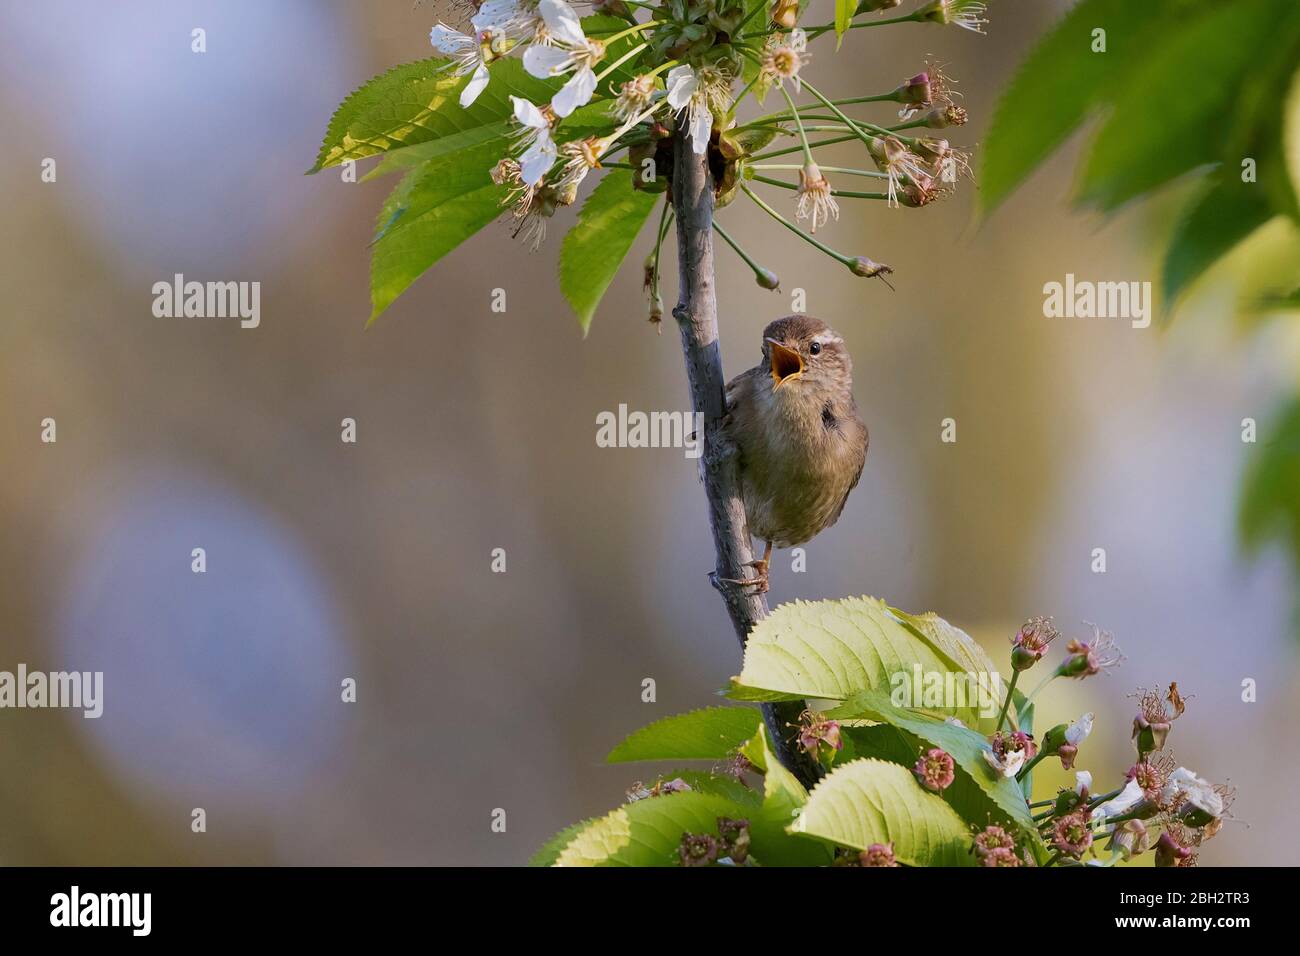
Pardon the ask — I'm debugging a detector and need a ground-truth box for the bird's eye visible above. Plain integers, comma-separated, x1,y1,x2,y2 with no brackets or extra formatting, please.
809,341,822,356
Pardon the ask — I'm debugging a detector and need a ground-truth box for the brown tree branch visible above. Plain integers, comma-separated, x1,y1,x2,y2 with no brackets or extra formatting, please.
669,129,822,789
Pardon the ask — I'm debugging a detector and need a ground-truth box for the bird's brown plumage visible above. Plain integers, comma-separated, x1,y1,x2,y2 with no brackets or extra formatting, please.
725,315,868,549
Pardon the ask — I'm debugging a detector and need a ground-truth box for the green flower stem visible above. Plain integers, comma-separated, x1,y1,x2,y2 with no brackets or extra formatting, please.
646,58,679,79
1100,809,1146,827
731,71,762,111
1087,788,1122,809
1022,671,1058,712
753,164,887,179
713,220,773,284
994,669,1020,733
752,134,859,160
595,42,648,84
1028,798,1055,809
804,12,920,40
800,79,925,148
601,161,634,169
742,184,853,266
779,85,814,165
744,93,895,127
596,20,659,44
750,174,887,201
649,199,673,303
1016,749,1049,781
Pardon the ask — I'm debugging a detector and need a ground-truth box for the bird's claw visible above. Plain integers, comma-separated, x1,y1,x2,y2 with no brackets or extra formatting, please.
717,559,770,594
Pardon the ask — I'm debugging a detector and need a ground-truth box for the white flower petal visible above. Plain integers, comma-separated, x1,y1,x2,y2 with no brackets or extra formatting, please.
1002,749,1025,777
1065,712,1094,746
519,140,558,186
1074,770,1093,794
459,62,491,108
552,67,596,118
511,95,549,129
1094,778,1144,820
430,23,471,55
689,106,712,153
1162,768,1223,817
539,0,586,46
523,44,571,79
472,0,519,32
665,65,697,109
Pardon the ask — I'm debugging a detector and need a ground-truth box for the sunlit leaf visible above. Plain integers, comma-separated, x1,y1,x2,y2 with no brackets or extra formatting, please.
559,170,661,333
607,706,764,762
791,758,975,866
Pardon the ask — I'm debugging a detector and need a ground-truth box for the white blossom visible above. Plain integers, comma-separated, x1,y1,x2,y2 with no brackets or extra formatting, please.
1162,767,1224,819
1065,712,1094,746
522,0,605,117
509,96,558,187
1093,778,1144,821
666,65,718,155
981,745,1024,778
430,23,494,107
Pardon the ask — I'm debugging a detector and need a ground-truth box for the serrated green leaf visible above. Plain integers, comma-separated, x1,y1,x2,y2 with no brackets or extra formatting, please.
1076,0,1283,211
530,817,601,867
791,758,975,866
559,171,660,333
1163,177,1276,305
310,57,556,173
606,706,764,763
978,0,1195,215
553,792,746,866
362,123,513,182
730,597,1006,732
369,137,508,321
827,688,1039,843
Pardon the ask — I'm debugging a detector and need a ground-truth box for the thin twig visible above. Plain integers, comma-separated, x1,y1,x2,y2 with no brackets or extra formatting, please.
670,128,821,788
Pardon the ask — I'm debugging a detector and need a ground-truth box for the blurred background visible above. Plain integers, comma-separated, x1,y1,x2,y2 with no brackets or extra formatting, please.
1,0,1297,865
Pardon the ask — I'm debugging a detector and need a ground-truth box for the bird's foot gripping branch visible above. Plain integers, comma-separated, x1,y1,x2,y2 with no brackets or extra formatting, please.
534,600,1235,867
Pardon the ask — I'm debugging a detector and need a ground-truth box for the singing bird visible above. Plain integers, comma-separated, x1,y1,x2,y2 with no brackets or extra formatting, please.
722,315,868,593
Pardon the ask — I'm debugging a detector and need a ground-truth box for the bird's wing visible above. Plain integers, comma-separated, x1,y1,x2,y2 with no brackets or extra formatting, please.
828,417,868,527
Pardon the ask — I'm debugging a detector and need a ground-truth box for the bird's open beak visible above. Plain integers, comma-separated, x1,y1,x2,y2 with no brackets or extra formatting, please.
767,338,804,389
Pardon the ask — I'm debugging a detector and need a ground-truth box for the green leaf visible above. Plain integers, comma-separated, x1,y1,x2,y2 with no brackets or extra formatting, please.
552,792,746,866
559,171,660,333
1240,396,1300,557
368,137,508,321
978,0,1197,215
730,597,1006,732
606,706,764,763
827,688,1039,843
1163,177,1276,305
745,726,835,866
310,57,555,173
834,0,854,47
791,758,975,866
530,817,602,867
361,123,512,182
1076,0,1284,211
1285,65,1300,216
